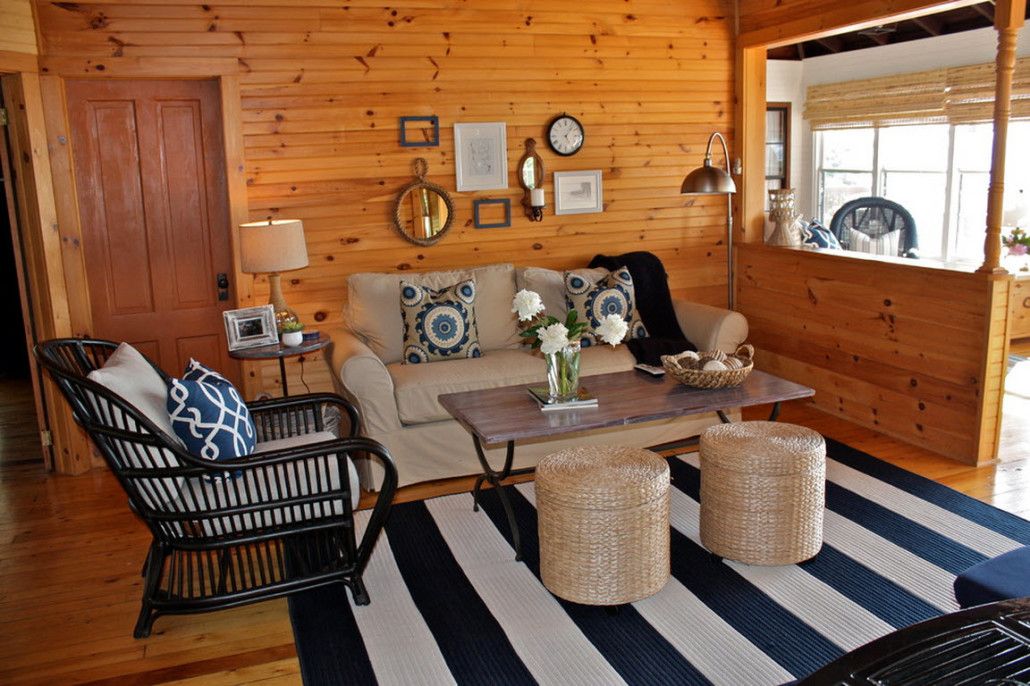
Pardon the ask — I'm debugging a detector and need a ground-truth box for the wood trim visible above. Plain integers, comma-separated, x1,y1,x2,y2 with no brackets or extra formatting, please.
39,57,239,78
0,50,37,73
975,274,1013,462
737,0,980,48
736,45,766,245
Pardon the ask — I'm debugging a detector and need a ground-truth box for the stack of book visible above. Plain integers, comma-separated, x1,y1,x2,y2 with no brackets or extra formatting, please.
527,386,598,412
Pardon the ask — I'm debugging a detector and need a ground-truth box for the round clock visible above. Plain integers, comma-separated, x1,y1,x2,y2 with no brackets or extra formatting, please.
547,114,584,156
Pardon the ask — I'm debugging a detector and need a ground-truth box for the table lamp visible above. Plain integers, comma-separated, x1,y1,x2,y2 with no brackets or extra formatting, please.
240,219,309,331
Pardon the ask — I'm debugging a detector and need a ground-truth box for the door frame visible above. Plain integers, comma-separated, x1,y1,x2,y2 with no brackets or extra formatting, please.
35,59,253,473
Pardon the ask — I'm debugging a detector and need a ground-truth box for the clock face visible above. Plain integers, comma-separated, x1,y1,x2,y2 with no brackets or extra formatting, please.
547,115,584,156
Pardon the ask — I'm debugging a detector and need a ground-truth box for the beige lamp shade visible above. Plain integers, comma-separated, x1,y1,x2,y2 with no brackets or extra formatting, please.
239,219,309,274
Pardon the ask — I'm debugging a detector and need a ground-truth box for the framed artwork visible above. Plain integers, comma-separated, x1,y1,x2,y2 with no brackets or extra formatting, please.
223,305,279,351
554,170,603,215
454,122,508,191
399,115,440,148
473,198,512,229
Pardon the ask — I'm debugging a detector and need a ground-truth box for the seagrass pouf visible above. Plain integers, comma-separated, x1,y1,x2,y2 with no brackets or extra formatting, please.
699,421,826,565
536,446,670,605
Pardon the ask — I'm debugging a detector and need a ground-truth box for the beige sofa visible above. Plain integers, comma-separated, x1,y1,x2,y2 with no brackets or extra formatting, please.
326,263,748,488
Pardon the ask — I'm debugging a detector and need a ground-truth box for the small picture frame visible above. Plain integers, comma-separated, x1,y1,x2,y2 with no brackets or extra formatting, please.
473,198,512,229
454,122,508,191
224,305,279,351
554,170,603,215
399,116,440,148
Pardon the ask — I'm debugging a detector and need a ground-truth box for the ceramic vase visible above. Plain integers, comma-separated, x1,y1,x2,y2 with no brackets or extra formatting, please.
767,188,802,247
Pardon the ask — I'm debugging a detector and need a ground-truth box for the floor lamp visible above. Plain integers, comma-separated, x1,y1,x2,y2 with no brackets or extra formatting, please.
680,131,737,310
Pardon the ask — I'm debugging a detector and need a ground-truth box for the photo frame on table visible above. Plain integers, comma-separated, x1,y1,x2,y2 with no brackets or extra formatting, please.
454,122,508,191
224,305,279,351
554,170,603,215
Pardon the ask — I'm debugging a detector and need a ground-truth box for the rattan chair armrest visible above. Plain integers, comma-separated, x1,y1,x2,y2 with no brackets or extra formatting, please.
247,392,361,438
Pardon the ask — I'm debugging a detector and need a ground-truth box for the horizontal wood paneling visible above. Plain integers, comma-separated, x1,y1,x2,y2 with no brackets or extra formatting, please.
737,244,1003,464
0,0,37,56
35,0,735,399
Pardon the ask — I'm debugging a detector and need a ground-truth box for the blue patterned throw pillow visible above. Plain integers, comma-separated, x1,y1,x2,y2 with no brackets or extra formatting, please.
801,219,842,250
167,361,256,463
564,267,648,347
400,278,482,364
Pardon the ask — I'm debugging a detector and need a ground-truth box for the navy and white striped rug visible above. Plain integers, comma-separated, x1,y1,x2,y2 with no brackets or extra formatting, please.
288,438,1030,685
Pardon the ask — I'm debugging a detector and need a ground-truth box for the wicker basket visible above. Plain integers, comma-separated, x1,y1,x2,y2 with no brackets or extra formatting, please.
536,446,670,605
661,344,754,389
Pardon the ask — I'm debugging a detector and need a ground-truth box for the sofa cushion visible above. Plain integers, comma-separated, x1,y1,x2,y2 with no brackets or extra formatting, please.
400,278,482,363
389,346,637,424
564,268,648,346
516,266,607,321
348,263,518,363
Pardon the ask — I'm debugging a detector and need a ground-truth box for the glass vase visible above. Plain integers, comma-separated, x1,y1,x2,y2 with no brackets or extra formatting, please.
545,343,581,402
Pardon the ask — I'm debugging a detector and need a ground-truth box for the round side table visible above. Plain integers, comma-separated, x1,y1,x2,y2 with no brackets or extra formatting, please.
229,333,330,396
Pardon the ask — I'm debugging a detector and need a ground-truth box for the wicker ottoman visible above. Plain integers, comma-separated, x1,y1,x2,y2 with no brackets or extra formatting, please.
699,421,825,565
536,446,670,605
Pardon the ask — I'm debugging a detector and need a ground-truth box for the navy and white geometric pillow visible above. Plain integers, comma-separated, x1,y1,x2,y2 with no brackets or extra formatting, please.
800,219,843,250
167,369,256,464
400,278,482,364
183,358,233,386
564,267,648,347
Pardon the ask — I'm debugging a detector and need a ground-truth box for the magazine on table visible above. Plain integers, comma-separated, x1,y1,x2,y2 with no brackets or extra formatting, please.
526,386,598,411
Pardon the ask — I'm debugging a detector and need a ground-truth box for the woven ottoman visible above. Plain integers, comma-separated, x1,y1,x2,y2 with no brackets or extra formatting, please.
699,421,826,565
536,446,670,605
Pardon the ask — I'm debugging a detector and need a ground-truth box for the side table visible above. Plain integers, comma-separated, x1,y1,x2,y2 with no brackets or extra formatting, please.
228,333,330,397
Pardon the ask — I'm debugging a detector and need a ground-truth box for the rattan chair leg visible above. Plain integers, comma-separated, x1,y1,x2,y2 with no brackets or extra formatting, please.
133,602,157,639
348,576,370,605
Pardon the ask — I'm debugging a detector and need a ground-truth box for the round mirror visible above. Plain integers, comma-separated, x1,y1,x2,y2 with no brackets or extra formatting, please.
392,158,455,246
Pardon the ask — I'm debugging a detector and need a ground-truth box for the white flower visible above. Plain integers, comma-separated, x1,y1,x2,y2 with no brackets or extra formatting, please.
512,289,545,322
538,323,571,355
596,314,628,347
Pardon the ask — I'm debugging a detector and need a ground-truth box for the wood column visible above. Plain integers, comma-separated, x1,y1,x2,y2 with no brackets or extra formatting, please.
977,0,1026,274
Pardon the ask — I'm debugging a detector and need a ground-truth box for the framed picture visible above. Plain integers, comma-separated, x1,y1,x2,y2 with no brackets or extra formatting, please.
399,115,440,148
554,170,603,215
454,122,508,191
223,305,278,351
473,198,512,229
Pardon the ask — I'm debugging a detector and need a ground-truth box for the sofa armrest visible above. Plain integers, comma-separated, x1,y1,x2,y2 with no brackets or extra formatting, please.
325,327,401,433
673,301,749,354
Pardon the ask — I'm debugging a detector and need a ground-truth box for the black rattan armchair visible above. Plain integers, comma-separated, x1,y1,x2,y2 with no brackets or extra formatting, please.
829,196,919,258
35,338,397,638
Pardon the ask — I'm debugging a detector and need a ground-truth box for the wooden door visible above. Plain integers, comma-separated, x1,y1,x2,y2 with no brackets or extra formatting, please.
66,79,240,382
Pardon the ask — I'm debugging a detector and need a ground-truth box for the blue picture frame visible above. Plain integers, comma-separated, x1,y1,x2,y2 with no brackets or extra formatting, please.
399,116,440,148
473,198,512,229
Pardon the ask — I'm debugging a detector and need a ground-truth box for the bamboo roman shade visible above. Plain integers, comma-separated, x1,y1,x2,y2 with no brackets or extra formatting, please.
805,58,1030,129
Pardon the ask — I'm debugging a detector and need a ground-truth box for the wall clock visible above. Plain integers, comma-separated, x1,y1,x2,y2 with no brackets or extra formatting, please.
547,114,584,156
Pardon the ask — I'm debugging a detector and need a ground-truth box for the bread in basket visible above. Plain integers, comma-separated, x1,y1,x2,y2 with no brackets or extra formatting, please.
661,344,754,389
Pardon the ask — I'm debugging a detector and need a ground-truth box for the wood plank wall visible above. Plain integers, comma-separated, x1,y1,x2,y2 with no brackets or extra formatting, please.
737,245,1010,464
0,0,37,56
33,0,735,399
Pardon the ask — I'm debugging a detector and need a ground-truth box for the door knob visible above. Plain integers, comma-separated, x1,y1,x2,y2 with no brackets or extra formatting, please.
216,273,230,301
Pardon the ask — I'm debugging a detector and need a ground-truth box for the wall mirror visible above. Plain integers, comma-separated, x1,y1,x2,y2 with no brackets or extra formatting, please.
517,138,545,221
392,158,455,246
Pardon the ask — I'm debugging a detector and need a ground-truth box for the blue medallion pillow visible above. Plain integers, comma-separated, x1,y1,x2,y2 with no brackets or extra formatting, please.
167,360,256,464
400,278,482,364
800,219,842,250
564,267,648,347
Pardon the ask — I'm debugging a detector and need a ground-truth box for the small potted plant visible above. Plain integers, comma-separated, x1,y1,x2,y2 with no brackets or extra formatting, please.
280,320,305,347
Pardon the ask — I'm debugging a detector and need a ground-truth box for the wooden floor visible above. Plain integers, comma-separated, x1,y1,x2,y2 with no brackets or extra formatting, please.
1,348,1028,685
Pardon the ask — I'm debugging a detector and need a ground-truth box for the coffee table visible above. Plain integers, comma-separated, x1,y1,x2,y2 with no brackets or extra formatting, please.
438,369,814,560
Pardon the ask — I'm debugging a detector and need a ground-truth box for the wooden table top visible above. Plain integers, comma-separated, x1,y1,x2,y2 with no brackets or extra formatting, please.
438,369,815,446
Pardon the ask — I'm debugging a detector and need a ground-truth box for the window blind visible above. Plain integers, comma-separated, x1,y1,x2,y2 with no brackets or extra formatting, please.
804,57,1030,130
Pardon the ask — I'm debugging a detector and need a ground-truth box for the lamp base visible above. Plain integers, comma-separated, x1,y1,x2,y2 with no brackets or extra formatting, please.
268,272,300,333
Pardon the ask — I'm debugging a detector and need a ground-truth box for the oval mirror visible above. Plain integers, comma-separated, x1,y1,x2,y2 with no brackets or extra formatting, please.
518,138,544,190
392,158,455,246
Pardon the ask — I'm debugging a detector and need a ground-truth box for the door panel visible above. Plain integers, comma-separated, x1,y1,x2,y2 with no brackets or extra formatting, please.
66,79,240,383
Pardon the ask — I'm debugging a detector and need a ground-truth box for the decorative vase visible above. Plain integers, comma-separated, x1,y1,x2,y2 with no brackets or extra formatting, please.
545,343,581,402
281,331,304,347
767,188,801,247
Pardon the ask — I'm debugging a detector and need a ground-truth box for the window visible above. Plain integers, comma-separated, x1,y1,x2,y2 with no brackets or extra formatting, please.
815,122,1030,262
765,104,791,198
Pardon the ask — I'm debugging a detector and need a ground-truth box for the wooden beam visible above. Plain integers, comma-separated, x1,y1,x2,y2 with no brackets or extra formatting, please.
912,16,944,35
815,35,845,52
977,0,1026,274
972,2,996,21
735,45,767,250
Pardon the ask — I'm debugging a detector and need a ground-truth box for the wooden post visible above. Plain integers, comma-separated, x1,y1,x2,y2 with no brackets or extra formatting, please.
977,0,1026,274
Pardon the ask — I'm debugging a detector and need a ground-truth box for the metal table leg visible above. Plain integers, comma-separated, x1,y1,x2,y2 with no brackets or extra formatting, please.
278,357,289,397
470,437,525,561
717,402,782,424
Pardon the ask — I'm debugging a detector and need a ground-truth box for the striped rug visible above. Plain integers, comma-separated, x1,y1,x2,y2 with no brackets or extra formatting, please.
288,438,1030,685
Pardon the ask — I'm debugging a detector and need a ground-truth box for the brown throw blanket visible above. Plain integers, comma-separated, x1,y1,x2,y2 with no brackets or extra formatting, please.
588,251,697,366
